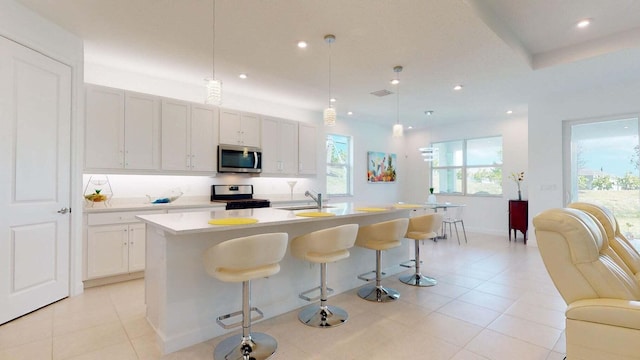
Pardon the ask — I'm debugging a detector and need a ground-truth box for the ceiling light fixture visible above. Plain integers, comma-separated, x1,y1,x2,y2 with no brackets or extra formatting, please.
392,65,404,137
506,110,513,114
420,110,437,162
238,73,247,79
205,0,222,105
347,111,353,116
453,84,463,91
577,18,592,28
323,34,336,126
297,40,308,48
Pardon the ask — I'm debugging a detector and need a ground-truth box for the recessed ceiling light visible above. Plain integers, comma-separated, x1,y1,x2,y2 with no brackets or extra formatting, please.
238,73,247,79
506,110,513,114
577,18,592,28
297,41,308,48
390,79,399,85
425,110,434,116
453,84,463,91
330,98,336,103
347,111,353,116
408,126,413,129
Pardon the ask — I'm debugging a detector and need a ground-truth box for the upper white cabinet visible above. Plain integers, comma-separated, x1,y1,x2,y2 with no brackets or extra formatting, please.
219,108,260,147
85,85,160,171
161,99,218,172
298,123,317,175
261,117,298,175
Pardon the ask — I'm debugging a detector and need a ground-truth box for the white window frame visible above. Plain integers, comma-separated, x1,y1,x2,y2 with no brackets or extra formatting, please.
431,135,503,196
326,133,353,196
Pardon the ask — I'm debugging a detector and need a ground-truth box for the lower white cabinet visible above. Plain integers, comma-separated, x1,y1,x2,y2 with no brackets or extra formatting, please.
86,223,145,279
85,210,163,280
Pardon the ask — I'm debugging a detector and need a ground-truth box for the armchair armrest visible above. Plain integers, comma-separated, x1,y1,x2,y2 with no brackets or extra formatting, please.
567,299,640,330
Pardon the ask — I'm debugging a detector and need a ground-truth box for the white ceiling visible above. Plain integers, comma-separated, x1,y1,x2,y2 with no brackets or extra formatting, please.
15,0,640,129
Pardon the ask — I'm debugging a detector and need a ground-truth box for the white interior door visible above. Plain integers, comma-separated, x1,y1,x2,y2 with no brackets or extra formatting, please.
0,36,72,324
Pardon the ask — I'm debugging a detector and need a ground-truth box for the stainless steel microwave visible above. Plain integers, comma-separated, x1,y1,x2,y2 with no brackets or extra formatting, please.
217,145,262,173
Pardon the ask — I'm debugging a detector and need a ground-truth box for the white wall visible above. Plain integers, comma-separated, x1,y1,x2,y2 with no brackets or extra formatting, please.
403,115,528,235
1,0,85,294
528,75,640,246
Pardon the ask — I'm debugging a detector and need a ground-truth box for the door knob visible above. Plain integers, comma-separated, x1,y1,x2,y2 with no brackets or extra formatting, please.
57,207,70,214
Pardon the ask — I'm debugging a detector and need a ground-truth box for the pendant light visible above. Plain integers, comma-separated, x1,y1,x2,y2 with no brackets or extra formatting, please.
392,65,403,137
205,0,222,105
323,34,336,126
420,111,437,162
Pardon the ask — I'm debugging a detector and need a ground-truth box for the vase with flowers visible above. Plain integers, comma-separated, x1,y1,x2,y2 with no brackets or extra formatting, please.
427,187,437,204
510,171,525,200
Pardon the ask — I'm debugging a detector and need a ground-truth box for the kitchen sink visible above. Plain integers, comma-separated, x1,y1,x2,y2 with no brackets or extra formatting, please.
277,205,336,211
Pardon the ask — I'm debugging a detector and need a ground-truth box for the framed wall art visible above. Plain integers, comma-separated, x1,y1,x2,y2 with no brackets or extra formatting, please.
367,151,397,183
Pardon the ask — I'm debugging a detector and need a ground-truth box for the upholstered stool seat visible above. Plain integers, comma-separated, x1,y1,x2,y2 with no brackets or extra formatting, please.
203,233,288,360
355,218,409,302
401,213,443,287
291,224,359,327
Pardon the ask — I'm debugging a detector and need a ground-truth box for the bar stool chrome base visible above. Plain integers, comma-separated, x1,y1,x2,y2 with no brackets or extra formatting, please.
357,285,400,302
298,304,348,328
213,332,277,360
399,273,437,287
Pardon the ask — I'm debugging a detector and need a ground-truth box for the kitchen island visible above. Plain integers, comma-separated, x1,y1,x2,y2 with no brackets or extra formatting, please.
137,203,412,354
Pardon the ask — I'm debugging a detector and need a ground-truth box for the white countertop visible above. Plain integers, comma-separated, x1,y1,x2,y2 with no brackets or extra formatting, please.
136,202,411,235
82,194,318,213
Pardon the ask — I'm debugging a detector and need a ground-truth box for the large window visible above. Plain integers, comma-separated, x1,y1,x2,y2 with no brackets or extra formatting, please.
326,134,352,196
564,116,640,239
431,136,503,195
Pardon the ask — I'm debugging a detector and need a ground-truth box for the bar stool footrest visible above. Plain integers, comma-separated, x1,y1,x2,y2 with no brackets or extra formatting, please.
216,307,264,329
357,270,386,282
298,286,334,302
400,259,422,268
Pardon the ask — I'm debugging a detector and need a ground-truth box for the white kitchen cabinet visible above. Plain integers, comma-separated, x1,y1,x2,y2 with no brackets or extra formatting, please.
261,117,298,175
85,84,160,170
219,108,260,147
161,99,218,172
86,223,144,278
298,123,317,175
85,210,163,280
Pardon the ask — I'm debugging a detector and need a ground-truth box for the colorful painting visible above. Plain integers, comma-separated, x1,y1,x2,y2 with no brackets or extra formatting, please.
367,151,397,183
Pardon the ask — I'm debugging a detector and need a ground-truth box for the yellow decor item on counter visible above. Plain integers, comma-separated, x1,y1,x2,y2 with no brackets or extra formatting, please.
355,207,388,212
296,212,336,217
393,203,423,208
208,218,259,225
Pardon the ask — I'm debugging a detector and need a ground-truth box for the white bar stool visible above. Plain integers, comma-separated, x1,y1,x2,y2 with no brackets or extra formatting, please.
355,218,409,302
400,213,443,287
290,223,359,328
203,233,288,360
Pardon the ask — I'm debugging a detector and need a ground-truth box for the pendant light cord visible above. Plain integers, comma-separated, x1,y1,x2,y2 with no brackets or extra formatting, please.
328,40,332,107
212,0,216,79
396,73,400,125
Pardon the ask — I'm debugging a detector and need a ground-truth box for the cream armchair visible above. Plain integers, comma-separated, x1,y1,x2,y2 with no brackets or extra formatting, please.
533,208,640,360
568,202,640,282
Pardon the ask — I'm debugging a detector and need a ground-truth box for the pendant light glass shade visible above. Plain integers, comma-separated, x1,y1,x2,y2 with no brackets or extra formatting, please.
393,123,404,137
205,78,222,105
324,107,336,126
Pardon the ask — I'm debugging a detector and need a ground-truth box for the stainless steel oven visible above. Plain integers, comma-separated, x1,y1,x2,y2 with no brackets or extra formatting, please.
210,185,270,210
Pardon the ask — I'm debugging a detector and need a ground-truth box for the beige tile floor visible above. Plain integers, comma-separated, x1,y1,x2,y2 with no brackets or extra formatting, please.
0,233,568,360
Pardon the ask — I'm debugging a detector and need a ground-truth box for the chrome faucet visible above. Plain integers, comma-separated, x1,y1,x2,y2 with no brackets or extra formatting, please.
304,190,322,211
